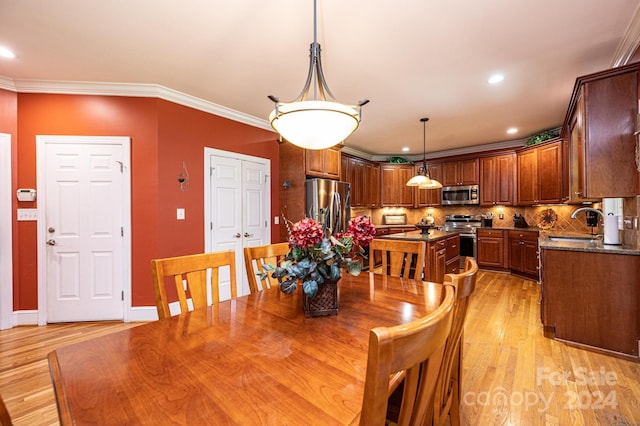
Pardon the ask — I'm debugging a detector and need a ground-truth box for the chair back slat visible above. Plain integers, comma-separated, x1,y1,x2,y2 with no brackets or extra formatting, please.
151,250,237,319
243,243,290,292
370,239,425,280
432,257,479,426
0,393,12,426
359,284,455,425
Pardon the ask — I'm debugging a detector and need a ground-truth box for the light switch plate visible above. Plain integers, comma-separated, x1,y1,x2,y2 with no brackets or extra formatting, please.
177,208,185,220
17,208,38,221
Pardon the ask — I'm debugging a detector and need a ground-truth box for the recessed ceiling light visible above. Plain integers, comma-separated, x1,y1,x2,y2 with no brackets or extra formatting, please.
402,147,409,152
0,47,15,59
507,127,518,134
488,74,504,84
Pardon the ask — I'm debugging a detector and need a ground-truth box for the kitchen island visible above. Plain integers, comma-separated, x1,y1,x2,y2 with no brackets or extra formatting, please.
539,234,640,358
377,229,461,282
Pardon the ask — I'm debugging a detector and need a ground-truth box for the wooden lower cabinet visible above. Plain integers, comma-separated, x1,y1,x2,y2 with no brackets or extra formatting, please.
508,230,539,278
476,229,505,268
541,248,640,357
426,235,460,283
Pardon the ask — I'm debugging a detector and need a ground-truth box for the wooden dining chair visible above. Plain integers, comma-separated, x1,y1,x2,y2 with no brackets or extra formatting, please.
151,250,237,319
243,242,290,293
369,239,425,280
358,284,456,426
431,257,479,426
0,393,12,426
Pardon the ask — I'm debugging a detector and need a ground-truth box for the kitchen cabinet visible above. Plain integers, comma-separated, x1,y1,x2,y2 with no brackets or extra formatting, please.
426,239,447,283
445,235,461,275
541,248,640,357
381,164,415,207
508,230,539,278
476,229,505,268
480,153,515,206
563,63,639,200
425,235,460,283
340,154,380,208
415,163,442,207
516,140,563,205
441,158,479,186
306,146,341,179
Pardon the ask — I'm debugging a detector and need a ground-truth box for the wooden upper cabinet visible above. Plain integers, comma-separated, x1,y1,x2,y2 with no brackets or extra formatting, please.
441,159,479,186
364,161,381,208
305,147,341,179
563,63,640,199
341,154,380,208
381,164,415,207
516,140,563,205
415,163,442,207
480,154,515,206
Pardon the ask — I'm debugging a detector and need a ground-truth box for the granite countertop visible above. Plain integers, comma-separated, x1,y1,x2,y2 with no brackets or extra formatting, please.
478,226,541,232
538,231,640,256
376,229,456,242
374,224,418,229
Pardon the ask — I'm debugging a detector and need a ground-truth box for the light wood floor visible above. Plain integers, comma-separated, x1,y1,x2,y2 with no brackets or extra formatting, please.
1,271,639,425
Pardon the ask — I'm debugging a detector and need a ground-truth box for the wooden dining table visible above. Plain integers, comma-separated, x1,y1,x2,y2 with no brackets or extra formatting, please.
48,272,444,425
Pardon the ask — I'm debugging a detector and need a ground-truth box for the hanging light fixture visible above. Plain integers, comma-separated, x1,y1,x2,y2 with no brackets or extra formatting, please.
406,117,442,189
268,0,369,150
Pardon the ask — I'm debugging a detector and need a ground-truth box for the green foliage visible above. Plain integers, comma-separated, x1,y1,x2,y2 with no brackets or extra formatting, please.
525,129,560,146
388,156,413,164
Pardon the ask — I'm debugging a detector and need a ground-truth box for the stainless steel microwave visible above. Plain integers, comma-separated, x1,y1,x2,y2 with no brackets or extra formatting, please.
441,185,479,205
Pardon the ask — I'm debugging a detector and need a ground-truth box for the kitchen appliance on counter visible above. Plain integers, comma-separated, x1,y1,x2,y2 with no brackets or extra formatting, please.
305,178,351,234
441,214,482,260
441,185,479,205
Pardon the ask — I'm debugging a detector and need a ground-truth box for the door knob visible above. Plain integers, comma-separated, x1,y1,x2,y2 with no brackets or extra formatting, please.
244,232,254,238
48,227,55,233
233,233,241,238
47,239,56,246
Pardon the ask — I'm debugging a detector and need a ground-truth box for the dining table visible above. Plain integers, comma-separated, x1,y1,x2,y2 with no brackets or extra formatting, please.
48,272,445,425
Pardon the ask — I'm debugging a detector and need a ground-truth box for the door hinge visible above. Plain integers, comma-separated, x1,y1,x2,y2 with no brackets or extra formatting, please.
265,174,269,183
210,167,214,176
265,220,267,227
210,222,213,230
116,161,123,173
121,227,124,237
121,291,124,301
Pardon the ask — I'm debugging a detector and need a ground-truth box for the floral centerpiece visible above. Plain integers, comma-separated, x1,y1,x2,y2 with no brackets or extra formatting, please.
262,215,376,300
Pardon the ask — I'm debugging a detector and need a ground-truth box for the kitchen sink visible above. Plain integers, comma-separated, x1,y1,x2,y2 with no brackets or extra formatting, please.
547,235,602,243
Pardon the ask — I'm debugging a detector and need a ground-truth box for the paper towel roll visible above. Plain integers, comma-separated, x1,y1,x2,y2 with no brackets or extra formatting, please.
603,215,620,245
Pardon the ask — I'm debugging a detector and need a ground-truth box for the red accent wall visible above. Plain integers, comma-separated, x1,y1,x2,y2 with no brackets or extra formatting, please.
15,93,279,309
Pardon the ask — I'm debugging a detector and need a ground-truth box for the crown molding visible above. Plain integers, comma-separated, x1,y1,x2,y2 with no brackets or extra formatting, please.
611,3,640,67
1,77,273,132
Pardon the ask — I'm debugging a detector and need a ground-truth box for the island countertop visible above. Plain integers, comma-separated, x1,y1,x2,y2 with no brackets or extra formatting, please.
376,229,458,242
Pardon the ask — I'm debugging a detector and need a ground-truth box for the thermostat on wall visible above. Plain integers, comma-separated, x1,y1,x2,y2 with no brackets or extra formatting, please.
16,188,36,202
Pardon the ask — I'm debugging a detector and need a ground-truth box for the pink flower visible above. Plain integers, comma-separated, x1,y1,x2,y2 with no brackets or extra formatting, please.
289,218,324,248
348,216,376,247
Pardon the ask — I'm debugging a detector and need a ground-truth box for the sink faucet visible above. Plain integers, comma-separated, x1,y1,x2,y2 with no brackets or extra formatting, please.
570,207,603,220
571,207,619,244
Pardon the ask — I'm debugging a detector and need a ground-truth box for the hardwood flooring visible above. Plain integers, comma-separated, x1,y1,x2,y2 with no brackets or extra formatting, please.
1,271,639,425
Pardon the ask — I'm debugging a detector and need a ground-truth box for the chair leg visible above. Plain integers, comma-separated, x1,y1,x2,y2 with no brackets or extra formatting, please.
449,337,463,426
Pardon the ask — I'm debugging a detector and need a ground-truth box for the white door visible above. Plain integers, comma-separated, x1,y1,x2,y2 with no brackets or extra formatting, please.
0,134,12,330
207,150,270,297
39,136,129,323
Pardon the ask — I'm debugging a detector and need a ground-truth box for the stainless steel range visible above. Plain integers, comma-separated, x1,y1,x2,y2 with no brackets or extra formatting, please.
442,214,482,260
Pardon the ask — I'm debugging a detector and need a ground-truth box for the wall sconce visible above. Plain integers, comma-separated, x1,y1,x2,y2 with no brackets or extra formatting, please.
177,161,189,191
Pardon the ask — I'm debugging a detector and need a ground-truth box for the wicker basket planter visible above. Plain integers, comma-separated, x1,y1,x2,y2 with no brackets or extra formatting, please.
302,279,339,317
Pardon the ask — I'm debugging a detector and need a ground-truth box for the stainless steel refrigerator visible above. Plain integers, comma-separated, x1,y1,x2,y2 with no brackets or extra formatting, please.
305,178,351,235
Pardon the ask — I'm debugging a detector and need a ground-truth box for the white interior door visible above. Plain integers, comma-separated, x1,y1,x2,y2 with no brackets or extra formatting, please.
206,149,270,297
38,136,130,323
0,133,13,330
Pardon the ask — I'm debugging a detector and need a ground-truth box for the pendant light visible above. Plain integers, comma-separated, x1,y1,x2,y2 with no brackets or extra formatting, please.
268,0,369,150
406,117,442,189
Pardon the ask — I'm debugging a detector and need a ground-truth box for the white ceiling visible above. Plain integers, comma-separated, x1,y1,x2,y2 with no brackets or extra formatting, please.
1,0,639,158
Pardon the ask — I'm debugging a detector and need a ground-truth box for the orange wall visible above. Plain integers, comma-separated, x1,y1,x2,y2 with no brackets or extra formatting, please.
14,93,279,309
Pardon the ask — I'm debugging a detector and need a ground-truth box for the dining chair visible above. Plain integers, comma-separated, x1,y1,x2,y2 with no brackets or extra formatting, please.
358,284,456,426
431,257,479,426
243,242,290,293
0,393,12,426
151,250,237,319
369,239,425,280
